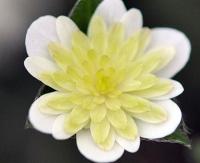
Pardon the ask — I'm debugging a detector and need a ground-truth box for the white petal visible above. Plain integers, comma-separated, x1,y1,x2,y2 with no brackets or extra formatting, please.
136,100,182,139
24,56,58,78
25,15,58,59
76,130,124,163
116,136,140,153
120,8,143,38
149,28,191,78
29,95,57,134
94,0,126,27
52,114,73,140
56,16,78,47
151,80,184,100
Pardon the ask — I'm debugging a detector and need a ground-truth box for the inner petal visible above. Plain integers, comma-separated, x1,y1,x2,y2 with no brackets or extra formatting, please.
131,102,168,124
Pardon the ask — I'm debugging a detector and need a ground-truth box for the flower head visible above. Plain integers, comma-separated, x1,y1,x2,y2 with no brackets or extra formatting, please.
24,0,191,162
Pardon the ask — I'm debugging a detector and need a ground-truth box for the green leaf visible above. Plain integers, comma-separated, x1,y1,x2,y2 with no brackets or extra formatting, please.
69,0,102,33
149,120,191,149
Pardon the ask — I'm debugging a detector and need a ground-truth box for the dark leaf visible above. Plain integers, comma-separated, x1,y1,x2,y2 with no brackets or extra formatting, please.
149,120,191,149
69,0,102,33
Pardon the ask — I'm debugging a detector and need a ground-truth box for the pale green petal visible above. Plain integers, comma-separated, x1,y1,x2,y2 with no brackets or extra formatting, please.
105,98,121,110
116,116,138,140
137,28,151,56
64,115,88,134
67,107,90,125
48,42,73,70
98,129,115,151
118,78,141,92
66,66,81,81
125,62,143,79
137,46,175,73
64,107,89,134
107,23,125,56
120,94,150,113
39,92,74,115
135,74,158,90
90,105,107,123
132,102,168,123
72,30,90,53
107,109,127,129
93,96,105,104
148,47,175,72
133,79,173,98
90,118,110,144
80,96,97,110
118,34,139,62
88,16,107,53
52,72,75,91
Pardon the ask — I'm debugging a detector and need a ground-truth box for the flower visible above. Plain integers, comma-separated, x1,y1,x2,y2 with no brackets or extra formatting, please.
24,0,191,162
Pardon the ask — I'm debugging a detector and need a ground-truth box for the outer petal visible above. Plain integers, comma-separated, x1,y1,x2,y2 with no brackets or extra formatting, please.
120,8,143,38
136,100,182,139
52,114,73,140
56,16,78,47
94,0,126,27
148,28,191,78
76,130,124,163
25,15,58,59
151,80,184,100
29,95,57,134
116,136,140,153
24,56,63,91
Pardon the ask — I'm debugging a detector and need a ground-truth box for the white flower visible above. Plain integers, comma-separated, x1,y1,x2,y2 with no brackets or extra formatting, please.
24,0,191,162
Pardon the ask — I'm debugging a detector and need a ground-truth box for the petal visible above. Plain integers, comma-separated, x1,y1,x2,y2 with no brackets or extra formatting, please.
88,16,107,53
120,8,143,38
64,107,89,134
118,34,139,62
120,94,150,113
38,92,74,115
68,107,90,125
105,98,121,111
132,79,173,99
25,15,58,58
24,56,63,91
151,80,184,100
28,95,57,134
107,109,127,129
48,42,74,70
56,16,78,47
138,46,175,74
116,136,140,153
116,116,138,140
149,28,191,78
90,118,110,144
132,102,167,124
106,22,125,56
98,129,116,150
76,130,124,163
94,0,126,27
136,100,182,139
52,114,73,140
52,72,76,91
90,105,107,123
72,30,90,53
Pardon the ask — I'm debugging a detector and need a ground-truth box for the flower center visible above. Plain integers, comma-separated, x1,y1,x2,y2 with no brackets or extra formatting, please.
95,69,115,95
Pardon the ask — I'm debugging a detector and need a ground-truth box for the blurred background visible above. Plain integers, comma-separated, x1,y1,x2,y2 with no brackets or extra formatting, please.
0,0,200,162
